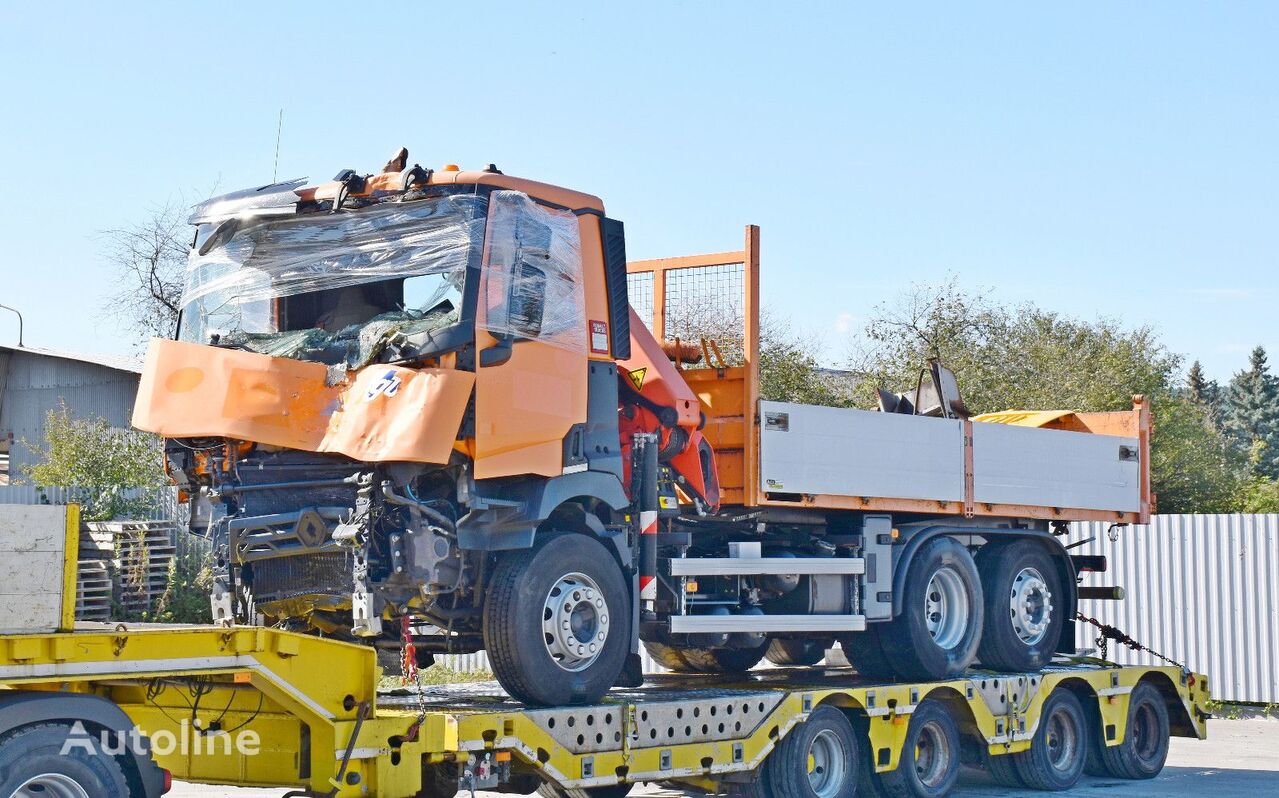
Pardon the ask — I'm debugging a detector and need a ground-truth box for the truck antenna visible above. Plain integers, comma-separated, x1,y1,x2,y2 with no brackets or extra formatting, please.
272,109,284,182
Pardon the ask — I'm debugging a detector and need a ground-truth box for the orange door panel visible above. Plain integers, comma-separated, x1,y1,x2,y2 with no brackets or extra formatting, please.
474,337,586,479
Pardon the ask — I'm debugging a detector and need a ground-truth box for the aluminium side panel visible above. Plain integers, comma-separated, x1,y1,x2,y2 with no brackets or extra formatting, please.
758,401,965,502
972,423,1140,512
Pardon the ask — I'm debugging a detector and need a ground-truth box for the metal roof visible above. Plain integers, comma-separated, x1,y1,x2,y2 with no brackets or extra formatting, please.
0,343,141,374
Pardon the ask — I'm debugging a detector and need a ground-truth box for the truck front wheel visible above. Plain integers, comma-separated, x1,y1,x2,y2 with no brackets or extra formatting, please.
484,533,630,706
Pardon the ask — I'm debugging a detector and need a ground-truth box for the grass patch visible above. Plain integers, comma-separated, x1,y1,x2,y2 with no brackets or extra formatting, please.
1205,699,1279,720
379,665,494,691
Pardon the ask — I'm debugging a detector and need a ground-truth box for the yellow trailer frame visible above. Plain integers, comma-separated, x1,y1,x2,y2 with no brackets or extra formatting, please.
0,624,1210,797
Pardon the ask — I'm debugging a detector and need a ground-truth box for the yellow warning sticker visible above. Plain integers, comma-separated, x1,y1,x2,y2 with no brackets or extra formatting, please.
627,367,647,392
659,495,677,509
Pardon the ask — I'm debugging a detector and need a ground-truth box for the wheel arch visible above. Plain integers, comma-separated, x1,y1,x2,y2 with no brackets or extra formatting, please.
459,471,630,552
0,691,166,798
1136,671,1198,738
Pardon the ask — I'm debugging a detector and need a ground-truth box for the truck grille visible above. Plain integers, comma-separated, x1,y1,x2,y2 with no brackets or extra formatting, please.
250,552,352,603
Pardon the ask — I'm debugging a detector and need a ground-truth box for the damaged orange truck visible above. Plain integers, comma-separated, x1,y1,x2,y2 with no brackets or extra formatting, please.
134,151,1151,707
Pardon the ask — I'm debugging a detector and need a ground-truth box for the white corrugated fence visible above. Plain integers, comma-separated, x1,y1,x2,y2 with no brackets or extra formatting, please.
1072,514,1279,704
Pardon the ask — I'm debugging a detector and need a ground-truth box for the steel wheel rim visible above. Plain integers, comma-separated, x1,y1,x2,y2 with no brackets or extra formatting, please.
1009,566,1052,645
1131,702,1160,761
913,721,951,788
12,773,93,798
924,566,969,649
806,728,847,798
542,571,609,672
1044,705,1079,773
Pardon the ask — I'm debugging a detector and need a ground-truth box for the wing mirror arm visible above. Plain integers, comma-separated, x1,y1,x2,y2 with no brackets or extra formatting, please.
479,335,514,367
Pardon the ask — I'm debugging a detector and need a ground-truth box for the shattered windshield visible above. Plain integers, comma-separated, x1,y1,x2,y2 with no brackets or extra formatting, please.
178,192,487,367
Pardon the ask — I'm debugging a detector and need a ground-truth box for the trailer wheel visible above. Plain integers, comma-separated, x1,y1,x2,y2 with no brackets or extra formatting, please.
0,722,132,798
976,541,1065,673
484,533,630,706
764,705,859,798
1088,682,1170,780
880,537,983,681
981,748,1025,788
765,637,833,666
837,627,895,679
872,700,961,798
537,780,634,798
1010,688,1088,790
643,641,767,673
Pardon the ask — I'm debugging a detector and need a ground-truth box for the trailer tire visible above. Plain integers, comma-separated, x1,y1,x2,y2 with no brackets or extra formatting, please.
1011,688,1088,790
872,700,961,798
880,537,983,681
643,641,767,673
0,722,132,798
837,627,895,679
765,637,833,666
976,541,1065,673
538,781,634,798
981,749,1025,788
1089,682,1170,780
483,533,630,706
765,705,859,798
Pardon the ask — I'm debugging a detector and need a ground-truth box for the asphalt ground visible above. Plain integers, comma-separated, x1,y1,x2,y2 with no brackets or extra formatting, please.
170,717,1279,798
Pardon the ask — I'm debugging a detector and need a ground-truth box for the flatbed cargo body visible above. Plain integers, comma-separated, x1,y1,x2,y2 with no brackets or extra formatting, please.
0,624,1209,797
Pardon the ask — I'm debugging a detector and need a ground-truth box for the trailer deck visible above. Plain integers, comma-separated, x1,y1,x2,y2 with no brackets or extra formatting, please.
0,624,1210,797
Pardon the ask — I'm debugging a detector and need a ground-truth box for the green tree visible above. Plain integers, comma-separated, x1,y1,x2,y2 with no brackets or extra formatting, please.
1223,346,1279,479
848,279,1243,513
1186,360,1221,408
23,403,167,521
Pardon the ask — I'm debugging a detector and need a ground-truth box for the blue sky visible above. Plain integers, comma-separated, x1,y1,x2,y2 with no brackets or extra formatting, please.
1,2,1275,382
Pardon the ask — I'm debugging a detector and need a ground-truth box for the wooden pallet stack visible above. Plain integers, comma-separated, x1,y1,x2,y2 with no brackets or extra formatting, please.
80,520,178,617
74,559,112,622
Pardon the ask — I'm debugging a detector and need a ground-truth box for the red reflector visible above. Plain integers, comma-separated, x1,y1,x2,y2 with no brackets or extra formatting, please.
163,768,173,793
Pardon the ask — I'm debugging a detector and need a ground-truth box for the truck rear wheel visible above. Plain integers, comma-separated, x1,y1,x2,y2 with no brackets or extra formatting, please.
0,722,132,798
879,537,983,681
483,533,630,706
643,641,767,673
1088,682,1170,780
976,541,1065,673
765,637,833,666
765,705,859,798
837,627,895,680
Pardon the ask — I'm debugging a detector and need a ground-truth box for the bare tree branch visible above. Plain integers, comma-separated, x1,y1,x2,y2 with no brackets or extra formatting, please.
102,202,191,346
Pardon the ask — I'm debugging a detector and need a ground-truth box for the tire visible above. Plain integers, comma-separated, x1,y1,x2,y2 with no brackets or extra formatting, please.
483,533,630,706
879,537,983,681
0,722,132,798
764,706,859,798
538,781,634,798
418,762,460,798
976,540,1066,673
765,637,833,666
643,641,767,674
1090,682,1170,780
981,748,1025,788
1009,688,1088,790
837,627,896,680
872,700,961,798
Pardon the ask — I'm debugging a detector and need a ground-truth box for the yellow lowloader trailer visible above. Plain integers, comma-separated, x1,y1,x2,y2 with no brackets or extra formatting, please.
0,508,1211,798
